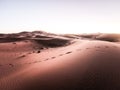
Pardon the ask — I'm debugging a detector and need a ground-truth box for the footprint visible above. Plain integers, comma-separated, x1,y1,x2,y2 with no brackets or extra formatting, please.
45,47,49,49
65,51,72,54
95,46,100,48
38,61,41,62
13,42,16,44
44,58,49,61
28,62,32,64
37,50,41,53
95,49,106,53
86,48,90,49
19,55,26,58
51,57,56,59
40,47,44,50
105,46,109,48
113,46,118,48
59,54,64,56
33,61,38,63
9,64,14,67
33,47,39,49
24,40,28,43
0,64,2,67
28,52,32,54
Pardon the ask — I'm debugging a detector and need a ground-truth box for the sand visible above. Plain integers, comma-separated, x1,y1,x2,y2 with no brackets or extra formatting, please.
0,31,120,90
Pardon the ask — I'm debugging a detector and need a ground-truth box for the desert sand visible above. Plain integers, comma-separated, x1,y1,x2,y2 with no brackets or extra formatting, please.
0,31,120,90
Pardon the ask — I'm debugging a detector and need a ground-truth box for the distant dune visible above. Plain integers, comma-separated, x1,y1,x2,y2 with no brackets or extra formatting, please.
0,31,120,90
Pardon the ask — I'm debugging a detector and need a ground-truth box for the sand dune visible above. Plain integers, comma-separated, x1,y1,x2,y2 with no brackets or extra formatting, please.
0,31,120,90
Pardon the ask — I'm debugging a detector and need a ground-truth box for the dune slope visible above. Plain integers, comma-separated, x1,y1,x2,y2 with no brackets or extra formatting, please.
0,31,120,90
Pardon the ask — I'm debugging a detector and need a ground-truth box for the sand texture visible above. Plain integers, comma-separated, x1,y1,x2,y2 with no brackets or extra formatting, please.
0,31,120,90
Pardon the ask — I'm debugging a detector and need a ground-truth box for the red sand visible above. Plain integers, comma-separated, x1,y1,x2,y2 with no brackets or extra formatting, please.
0,31,120,90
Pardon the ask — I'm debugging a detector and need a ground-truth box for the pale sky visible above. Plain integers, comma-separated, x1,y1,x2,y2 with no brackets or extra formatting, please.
0,0,120,34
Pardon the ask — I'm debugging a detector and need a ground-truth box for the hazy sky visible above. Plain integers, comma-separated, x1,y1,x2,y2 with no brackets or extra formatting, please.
0,0,120,34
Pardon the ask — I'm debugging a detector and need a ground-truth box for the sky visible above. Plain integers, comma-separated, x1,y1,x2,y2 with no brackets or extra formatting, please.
0,0,120,34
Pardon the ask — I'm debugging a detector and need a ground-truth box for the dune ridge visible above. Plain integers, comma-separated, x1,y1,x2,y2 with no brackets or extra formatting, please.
0,31,120,90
